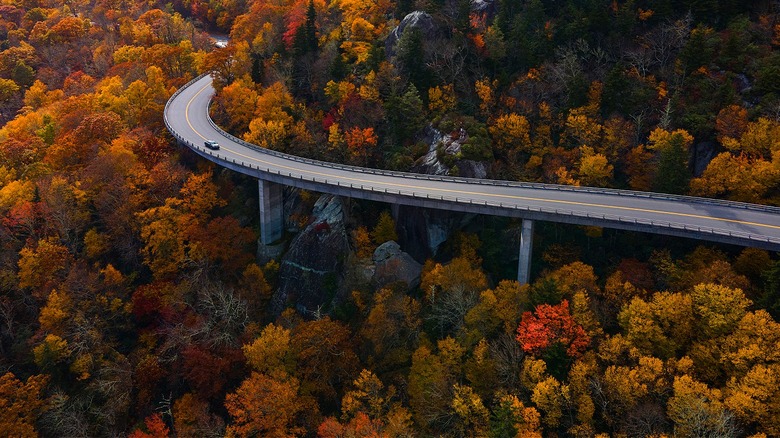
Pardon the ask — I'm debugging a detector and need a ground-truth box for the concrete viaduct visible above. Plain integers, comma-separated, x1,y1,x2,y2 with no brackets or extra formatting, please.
165,74,780,284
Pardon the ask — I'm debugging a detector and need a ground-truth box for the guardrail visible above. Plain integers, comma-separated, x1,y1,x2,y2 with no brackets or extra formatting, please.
163,72,210,137
200,100,780,215
170,135,780,248
164,75,780,249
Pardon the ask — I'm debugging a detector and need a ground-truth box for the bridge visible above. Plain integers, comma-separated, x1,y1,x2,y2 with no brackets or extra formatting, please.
165,74,780,283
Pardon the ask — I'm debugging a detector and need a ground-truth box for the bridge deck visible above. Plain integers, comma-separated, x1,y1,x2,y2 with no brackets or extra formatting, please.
165,74,780,251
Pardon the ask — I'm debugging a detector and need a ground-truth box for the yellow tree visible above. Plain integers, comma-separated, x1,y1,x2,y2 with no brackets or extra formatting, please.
332,0,389,64
577,146,613,187
341,369,388,420
719,310,780,377
564,110,602,148
428,84,456,115
724,364,780,435
618,291,694,359
690,152,779,203
245,82,295,150
38,289,71,335
319,369,414,436
489,113,532,157
531,376,568,429
600,356,665,421
243,323,293,375
667,375,736,437
359,287,421,370
421,255,489,334
451,384,490,437
212,78,258,133
464,280,530,341
722,117,780,158
22,80,63,111
137,171,227,279
370,210,397,245
408,341,460,432
475,78,496,119
17,237,72,299
691,283,751,339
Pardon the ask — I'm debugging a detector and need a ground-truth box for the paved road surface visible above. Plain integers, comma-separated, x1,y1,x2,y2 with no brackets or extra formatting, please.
165,74,780,251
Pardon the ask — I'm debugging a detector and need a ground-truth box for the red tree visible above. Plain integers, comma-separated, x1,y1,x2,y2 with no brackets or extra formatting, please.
516,300,590,358
128,413,170,438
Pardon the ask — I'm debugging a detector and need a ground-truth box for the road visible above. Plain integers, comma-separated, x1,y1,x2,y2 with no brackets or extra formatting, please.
165,74,780,251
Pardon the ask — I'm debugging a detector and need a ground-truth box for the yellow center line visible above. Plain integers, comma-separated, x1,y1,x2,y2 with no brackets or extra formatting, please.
182,80,780,233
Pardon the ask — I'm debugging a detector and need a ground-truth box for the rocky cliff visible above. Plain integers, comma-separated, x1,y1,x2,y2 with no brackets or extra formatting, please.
270,194,350,316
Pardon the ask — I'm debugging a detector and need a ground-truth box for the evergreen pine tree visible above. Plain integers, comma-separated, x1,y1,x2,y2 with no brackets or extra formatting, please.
652,134,691,195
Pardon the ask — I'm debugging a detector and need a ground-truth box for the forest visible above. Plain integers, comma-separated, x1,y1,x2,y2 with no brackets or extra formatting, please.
0,0,779,436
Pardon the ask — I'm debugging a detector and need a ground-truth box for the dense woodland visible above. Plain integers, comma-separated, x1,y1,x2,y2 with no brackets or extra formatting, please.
0,0,780,436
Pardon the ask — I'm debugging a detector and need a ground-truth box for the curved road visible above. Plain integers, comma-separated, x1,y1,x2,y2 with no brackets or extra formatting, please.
165,74,780,251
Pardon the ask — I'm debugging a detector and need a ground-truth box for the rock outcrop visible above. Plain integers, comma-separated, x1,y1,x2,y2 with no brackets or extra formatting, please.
392,125,485,260
692,141,716,177
271,194,349,316
470,0,496,14
394,205,474,262
413,125,489,179
372,241,422,290
385,11,436,57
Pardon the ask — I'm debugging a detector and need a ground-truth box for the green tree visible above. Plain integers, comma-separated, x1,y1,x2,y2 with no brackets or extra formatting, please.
396,27,430,94
648,128,692,195
386,84,425,144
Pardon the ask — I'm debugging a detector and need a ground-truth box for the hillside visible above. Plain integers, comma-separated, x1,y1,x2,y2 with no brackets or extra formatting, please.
0,0,778,436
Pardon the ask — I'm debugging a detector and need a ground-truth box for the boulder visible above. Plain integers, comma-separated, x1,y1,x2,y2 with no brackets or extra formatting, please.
385,11,436,57
372,241,422,290
271,195,349,316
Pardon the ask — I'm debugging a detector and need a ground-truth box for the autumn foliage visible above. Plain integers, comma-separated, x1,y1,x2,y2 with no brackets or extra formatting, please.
0,0,779,436
516,300,590,359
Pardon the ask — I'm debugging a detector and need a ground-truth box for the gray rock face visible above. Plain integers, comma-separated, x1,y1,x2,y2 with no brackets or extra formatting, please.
413,125,489,179
283,187,310,232
271,195,349,316
373,240,403,263
385,11,436,57
394,127,482,257
692,141,716,176
372,241,422,290
471,0,495,13
394,205,473,262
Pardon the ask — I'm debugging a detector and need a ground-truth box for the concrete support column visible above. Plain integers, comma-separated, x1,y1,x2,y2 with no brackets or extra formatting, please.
258,179,283,245
517,219,534,285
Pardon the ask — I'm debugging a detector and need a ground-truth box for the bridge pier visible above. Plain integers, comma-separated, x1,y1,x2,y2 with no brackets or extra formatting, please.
517,219,534,285
258,179,283,245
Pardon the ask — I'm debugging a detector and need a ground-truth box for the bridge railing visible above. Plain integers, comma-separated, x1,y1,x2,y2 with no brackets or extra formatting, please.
163,72,210,136
203,100,780,215
165,75,780,248
169,139,780,248
170,75,780,215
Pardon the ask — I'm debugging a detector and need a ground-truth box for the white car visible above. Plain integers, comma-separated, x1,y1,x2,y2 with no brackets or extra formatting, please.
204,140,220,150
